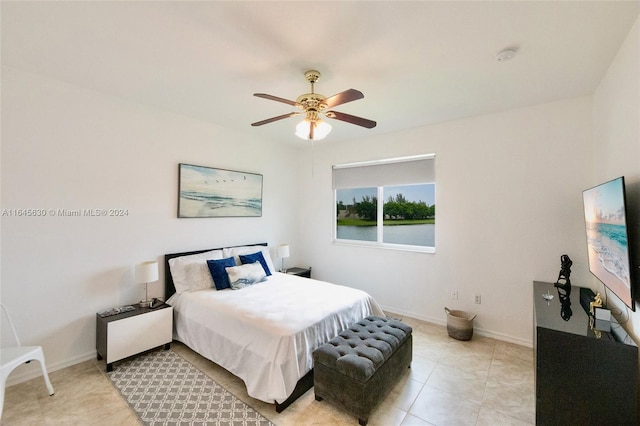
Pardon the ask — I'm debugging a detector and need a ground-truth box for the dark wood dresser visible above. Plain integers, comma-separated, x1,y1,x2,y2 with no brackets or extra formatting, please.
533,281,638,425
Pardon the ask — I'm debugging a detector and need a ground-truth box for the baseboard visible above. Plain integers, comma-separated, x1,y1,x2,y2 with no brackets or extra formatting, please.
380,305,533,348
5,349,97,387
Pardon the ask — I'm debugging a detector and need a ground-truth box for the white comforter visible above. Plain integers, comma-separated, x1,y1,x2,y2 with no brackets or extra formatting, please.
168,272,384,403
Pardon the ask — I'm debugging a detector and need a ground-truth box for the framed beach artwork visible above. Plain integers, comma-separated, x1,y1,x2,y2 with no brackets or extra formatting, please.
178,164,263,218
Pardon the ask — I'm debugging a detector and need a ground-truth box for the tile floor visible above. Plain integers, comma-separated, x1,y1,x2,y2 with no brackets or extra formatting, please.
1,314,535,425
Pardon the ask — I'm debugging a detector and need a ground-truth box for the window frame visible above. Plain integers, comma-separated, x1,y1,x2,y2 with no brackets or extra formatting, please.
332,155,435,253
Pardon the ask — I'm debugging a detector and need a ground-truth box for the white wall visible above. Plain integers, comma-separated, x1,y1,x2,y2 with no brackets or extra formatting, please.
0,67,301,378
297,96,594,345
592,16,640,340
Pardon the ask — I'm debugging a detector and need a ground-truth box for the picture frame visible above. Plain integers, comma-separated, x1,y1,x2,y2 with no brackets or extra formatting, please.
178,163,263,218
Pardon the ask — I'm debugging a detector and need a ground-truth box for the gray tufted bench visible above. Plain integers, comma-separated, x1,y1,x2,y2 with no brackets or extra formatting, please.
313,316,412,425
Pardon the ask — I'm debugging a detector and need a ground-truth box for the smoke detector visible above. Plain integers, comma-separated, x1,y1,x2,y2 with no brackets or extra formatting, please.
496,48,517,62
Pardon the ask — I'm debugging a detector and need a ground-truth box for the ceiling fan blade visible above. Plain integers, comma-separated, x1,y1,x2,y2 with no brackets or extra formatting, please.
322,89,364,109
251,112,300,126
253,93,299,107
325,111,377,129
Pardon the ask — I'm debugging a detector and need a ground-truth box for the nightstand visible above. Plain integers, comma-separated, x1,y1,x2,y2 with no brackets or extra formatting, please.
96,303,173,372
286,267,312,278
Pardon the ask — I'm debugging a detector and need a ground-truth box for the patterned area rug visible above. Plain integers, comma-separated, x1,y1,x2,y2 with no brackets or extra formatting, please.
107,349,274,426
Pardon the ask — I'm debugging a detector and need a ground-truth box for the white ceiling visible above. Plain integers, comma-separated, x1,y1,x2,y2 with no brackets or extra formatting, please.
2,1,639,144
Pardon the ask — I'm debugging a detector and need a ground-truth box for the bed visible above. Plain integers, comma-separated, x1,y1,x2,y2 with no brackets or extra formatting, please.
164,243,385,412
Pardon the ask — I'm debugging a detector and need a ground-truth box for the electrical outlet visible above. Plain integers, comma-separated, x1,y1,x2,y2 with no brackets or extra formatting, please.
451,290,458,300
474,294,481,304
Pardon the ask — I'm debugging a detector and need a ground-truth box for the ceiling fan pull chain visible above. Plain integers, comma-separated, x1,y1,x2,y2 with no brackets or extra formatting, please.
311,139,315,178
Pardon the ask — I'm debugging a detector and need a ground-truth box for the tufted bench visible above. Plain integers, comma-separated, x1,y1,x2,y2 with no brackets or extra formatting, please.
313,316,412,425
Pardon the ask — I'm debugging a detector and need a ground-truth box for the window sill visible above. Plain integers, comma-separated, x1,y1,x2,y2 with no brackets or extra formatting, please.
332,239,435,254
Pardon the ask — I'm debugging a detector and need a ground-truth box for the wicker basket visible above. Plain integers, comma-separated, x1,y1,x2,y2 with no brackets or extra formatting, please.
445,307,476,341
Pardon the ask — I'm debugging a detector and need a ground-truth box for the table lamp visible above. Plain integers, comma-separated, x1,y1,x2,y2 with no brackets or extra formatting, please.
277,244,290,273
135,260,158,308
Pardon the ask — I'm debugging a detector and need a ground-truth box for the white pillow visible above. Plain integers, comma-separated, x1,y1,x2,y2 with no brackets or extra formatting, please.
223,245,276,275
168,249,223,294
226,262,267,290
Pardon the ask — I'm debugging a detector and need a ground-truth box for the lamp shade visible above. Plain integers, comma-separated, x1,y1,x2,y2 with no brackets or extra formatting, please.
277,244,290,259
295,120,332,141
135,261,158,284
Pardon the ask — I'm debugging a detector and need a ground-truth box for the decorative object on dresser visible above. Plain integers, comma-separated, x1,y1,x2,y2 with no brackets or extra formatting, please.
277,244,290,272
285,267,311,278
96,303,172,372
313,316,412,426
554,254,573,290
533,281,637,425
178,163,263,218
557,284,572,321
1,304,55,419
135,260,158,308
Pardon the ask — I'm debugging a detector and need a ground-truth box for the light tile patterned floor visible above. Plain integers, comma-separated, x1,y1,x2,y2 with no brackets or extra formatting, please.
2,314,535,425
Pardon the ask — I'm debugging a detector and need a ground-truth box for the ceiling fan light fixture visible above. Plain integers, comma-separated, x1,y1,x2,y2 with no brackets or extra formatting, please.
295,120,309,139
295,119,332,141
253,69,375,139
314,120,332,140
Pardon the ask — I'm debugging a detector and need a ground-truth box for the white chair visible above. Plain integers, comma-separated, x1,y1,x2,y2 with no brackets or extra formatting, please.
1,303,54,419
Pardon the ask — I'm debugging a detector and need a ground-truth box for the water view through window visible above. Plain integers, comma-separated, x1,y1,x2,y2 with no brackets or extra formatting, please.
336,184,435,248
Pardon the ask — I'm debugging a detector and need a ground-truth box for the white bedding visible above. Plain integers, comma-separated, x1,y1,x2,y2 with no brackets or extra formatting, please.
167,272,384,403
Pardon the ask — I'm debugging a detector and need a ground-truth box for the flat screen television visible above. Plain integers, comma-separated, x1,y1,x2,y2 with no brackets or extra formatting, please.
582,176,635,311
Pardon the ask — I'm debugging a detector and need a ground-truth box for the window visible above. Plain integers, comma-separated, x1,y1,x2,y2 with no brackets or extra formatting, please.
333,155,435,252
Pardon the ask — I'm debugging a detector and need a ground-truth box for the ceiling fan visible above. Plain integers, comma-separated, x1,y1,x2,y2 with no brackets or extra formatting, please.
251,70,376,140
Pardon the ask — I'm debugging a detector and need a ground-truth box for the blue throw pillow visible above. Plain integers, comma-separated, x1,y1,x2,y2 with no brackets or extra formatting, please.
207,257,236,290
239,251,272,276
